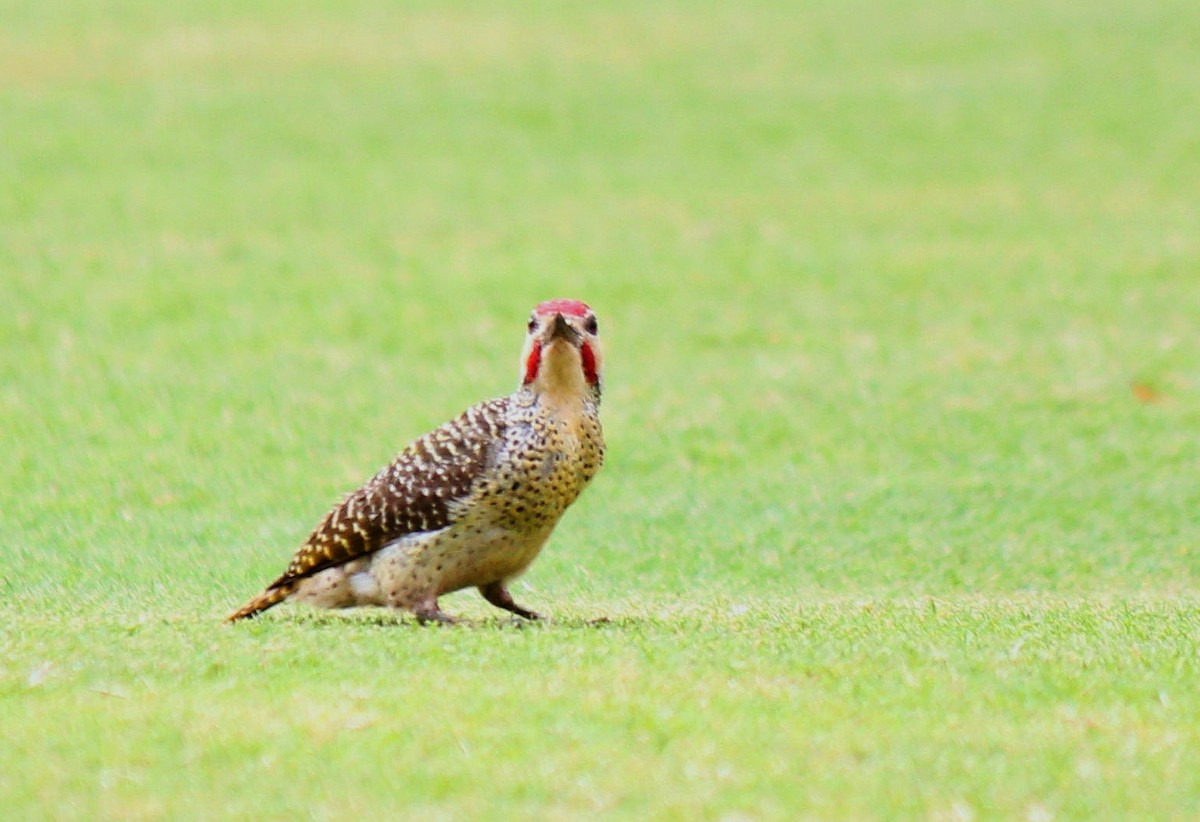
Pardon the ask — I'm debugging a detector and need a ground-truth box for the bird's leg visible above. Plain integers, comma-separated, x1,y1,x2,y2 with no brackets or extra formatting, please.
479,582,542,620
412,598,457,625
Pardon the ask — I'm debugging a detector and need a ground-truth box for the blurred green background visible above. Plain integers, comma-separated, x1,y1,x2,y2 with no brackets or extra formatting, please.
2,1,1198,818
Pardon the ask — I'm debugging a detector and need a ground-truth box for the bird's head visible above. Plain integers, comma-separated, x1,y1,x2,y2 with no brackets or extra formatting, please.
520,299,603,402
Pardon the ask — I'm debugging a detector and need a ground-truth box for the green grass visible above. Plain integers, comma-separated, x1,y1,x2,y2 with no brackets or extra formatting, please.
3,0,1199,818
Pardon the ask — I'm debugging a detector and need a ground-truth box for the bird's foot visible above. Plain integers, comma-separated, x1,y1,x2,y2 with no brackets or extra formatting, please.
413,600,457,626
479,582,542,621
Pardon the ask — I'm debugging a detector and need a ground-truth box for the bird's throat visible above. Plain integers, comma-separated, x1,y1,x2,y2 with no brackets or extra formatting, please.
530,341,591,410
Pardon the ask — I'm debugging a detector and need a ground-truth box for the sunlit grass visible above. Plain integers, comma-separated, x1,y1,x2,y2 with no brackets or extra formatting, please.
3,0,1199,818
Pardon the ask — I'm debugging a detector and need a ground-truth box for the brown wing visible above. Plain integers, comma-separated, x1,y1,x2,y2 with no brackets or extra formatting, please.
265,397,509,590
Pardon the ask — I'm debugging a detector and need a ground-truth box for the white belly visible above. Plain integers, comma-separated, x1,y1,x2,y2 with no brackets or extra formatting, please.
290,520,554,611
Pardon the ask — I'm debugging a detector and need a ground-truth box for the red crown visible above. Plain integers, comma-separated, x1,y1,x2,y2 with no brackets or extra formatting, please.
535,298,592,318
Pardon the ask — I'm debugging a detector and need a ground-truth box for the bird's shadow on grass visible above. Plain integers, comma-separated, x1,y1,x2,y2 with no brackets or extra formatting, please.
235,609,629,631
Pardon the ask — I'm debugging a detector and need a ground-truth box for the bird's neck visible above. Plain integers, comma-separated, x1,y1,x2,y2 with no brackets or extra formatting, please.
527,342,598,412
529,381,589,419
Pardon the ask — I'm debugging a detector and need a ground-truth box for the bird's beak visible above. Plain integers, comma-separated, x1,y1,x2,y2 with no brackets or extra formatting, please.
545,313,582,345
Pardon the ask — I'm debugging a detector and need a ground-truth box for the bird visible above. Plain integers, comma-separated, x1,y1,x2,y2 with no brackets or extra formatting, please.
227,299,605,625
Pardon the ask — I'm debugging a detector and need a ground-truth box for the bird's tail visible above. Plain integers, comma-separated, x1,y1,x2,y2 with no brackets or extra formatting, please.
226,582,297,622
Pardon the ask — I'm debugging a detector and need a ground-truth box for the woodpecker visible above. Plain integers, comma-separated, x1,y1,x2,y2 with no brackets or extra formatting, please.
227,299,605,625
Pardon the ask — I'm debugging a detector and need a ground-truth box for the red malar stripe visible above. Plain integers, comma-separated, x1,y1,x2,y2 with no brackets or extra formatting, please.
523,340,543,385
581,342,599,386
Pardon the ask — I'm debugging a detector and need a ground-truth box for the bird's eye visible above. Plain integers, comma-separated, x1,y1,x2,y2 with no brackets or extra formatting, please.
584,316,598,335
527,316,538,333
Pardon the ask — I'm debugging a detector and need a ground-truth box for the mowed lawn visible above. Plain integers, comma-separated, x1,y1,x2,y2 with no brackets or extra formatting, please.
2,0,1199,818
